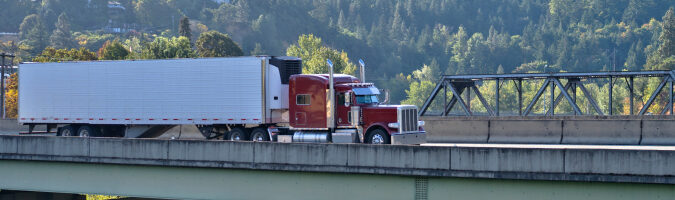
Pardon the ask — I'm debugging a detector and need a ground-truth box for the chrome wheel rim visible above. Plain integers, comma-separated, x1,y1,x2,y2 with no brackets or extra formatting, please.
62,129,72,136
231,133,241,141
372,134,384,144
253,133,264,141
79,129,89,137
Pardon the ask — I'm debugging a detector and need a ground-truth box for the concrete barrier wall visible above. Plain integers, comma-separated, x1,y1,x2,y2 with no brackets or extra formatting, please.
0,135,672,184
562,120,641,145
641,120,675,145
489,120,562,144
422,116,675,145
0,119,26,134
425,119,488,143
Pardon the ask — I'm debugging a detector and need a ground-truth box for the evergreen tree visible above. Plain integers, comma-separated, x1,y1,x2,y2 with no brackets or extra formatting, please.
179,16,192,40
658,8,675,59
18,14,48,55
50,13,75,49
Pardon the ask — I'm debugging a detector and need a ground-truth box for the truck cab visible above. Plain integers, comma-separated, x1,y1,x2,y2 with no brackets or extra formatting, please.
289,74,425,144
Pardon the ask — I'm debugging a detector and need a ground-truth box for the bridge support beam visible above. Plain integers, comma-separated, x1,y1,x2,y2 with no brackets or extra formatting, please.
0,160,673,200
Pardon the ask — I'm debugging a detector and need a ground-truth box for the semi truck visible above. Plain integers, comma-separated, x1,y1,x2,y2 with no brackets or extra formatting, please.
18,56,426,144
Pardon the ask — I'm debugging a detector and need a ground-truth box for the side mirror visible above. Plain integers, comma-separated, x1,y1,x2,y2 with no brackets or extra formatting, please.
345,91,352,106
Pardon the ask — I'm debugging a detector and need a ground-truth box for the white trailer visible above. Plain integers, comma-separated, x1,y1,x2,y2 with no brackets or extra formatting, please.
19,56,301,139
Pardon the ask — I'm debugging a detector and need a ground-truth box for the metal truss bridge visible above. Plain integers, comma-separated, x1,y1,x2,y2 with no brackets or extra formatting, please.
420,70,675,116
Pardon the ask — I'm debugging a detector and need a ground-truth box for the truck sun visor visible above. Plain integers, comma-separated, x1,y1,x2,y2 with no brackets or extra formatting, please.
352,87,380,95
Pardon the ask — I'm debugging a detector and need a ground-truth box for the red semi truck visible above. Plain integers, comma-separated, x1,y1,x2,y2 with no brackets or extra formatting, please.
18,56,426,144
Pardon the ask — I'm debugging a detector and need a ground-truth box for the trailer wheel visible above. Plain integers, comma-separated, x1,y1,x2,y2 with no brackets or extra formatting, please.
228,127,249,141
366,129,390,144
58,125,76,136
77,126,100,137
250,128,270,141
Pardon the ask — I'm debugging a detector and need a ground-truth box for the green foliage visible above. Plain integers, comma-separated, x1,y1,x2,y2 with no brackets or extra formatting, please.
402,80,435,109
73,32,116,52
33,47,97,62
134,0,180,28
50,13,75,49
179,16,192,40
286,34,356,76
98,40,129,60
402,62,442,108
196,31,243,57
5,0,675,107
19,14,48,55
141,36,195,59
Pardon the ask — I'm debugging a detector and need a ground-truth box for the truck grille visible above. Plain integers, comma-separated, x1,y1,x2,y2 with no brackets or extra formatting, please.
398,106,419,133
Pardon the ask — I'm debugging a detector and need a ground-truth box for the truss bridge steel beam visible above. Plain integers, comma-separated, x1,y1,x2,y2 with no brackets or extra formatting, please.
420,70,675,116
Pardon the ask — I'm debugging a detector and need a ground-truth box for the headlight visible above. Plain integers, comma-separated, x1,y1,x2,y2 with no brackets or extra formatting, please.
418,121,425,126
388,122,399,129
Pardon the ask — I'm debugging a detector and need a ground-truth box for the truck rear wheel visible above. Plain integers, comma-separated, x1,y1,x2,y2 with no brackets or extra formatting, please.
228,127,249,141
367,129,390,144
250,128,270,141
77,125,100,137
58,125,76,136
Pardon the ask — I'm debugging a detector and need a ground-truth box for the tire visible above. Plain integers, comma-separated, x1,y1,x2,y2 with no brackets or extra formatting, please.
58,125,77,137
77,125,100,137
367,129,390,144
250,128,270,141
228,127,249,141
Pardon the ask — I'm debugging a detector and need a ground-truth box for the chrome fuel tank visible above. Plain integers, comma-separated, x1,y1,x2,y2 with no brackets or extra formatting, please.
292,131,330,143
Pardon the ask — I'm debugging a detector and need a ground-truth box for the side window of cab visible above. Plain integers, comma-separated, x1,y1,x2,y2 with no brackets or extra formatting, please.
337,93,345,106
296,94,311,105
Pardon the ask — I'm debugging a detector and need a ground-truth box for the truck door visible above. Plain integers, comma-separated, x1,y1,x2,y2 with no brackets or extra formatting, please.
336,92,351,126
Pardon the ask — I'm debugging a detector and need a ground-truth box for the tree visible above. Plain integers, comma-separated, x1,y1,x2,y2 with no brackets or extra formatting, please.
18,14,48,55
98,40,130,60
196,31,243,57
4,73,18,119
402,62,442,108
646,7,675,70
141,36,195,59
134,0,179,28
657,8,675,60
179,16,192,41
33,47,97,62
50,13,75,49
286,34,356,75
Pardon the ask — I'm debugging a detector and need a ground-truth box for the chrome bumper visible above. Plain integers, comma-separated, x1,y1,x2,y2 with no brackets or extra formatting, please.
391,131,426,145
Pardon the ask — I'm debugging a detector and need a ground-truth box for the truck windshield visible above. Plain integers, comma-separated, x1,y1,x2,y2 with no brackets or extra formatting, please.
356,95,379,104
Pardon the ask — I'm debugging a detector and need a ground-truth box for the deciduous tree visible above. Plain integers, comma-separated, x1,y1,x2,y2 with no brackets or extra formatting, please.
196,31,243,57
98,40,130,60
286,34,356,75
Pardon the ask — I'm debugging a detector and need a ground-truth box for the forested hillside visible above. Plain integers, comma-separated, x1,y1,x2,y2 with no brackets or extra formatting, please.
1,0,674,106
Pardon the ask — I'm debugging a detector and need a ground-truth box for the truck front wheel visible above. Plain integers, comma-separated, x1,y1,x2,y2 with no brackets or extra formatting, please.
367,129,390,144
228,127,249,141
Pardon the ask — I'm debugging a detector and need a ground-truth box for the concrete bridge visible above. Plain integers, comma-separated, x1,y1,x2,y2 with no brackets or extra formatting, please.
0,135,673,199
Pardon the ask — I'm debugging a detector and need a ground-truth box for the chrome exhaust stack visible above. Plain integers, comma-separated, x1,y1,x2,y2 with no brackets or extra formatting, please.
358,59,365,82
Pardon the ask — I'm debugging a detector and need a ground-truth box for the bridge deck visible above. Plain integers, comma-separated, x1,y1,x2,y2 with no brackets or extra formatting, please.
0,135,672,184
